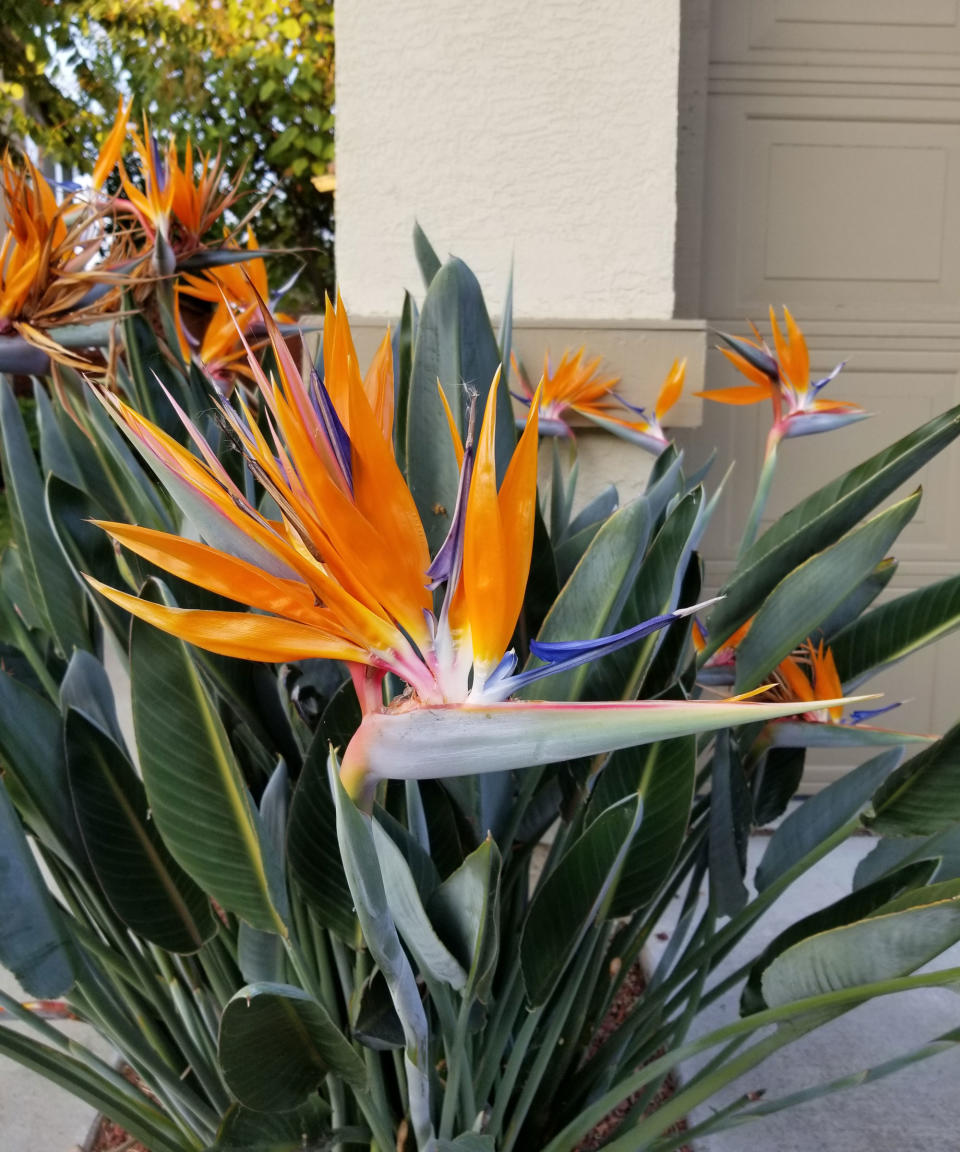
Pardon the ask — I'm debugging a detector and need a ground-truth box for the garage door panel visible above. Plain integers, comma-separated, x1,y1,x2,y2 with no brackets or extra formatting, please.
703,98,960,321
712,0,960,63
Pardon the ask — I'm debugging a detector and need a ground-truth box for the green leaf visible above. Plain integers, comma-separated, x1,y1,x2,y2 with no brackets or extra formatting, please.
405,258,511,554
832,573,960,690
428,837,501,1003
855,825,960,891
238,761,290,983
60,649,125,747
413,221,442,288
0,669,85,861
436,1137,495,1152
215,1096,332,1151
329,752,433,1145
742,861,936,1014
371,819,467,991
46,475,139,647
521,795,643,1005
0,545,41,632
867,722,960,837
550,438,578,542
66,709,216,953
218,983,366,1110
750,746,805,827
587,489,701,701
287,683,359,943
756,747,904,891
34,380,82,488
734,490,921,693
706,404,960,652
521,496,652,702
821,558,897,639
523,500,560,647
392,291,418,476
0,776,76,996
591,736,696,917
709,731,751,917
0,377,88,656
553,485,619,585
498,258,514,395
352,969,405,1051
766,722,930,750
130,605,287,934
762,883,960,1008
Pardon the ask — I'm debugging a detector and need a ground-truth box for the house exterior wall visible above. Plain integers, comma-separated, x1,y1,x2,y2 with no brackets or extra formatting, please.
336,0,683,322
334,0,701,507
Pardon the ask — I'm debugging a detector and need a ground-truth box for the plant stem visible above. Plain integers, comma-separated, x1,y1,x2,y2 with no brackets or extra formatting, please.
438,990,476,1139
737,425,781,559
500,927,606,1152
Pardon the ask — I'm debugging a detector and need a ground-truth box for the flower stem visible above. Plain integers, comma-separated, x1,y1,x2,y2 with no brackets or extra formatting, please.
737,425,782,560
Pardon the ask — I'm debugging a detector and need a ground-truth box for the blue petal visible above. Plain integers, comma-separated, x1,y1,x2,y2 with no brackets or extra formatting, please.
496,608,695,697
844,702,902,726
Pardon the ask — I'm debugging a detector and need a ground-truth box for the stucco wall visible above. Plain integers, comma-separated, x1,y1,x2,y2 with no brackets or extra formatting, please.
336,0,681,321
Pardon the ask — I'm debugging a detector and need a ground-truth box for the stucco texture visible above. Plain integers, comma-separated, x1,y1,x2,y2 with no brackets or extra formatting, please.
336,1,680,321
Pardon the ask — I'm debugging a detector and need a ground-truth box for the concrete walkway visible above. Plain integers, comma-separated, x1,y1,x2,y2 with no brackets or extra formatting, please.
0,970,104,1152
648,833,960,1151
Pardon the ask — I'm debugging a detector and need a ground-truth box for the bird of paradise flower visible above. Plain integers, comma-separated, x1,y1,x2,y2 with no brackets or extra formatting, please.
0,107,136,373
699,306,866,440
693,620,922,749
514,348,686,454
86,294,861,804
174,230,294,391
696,308,869,555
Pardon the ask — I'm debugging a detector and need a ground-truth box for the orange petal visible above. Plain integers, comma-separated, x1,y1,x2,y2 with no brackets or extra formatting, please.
92,97,130,191
718,347,777,392
437,383,465,469
363,327,395,442
778,653,814,703
695,383,774,406
496,384,540,657
783,306,809,394
85,577,370,665
464,369,509,670
655,358,685,421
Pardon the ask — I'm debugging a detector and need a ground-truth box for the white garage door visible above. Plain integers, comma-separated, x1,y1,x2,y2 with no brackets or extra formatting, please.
680,0,960,785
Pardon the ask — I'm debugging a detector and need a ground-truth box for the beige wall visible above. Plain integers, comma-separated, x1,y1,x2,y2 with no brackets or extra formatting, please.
335,0,682,322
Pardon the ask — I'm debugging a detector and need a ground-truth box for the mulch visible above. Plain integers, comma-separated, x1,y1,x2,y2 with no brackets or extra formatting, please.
574,959,691,1152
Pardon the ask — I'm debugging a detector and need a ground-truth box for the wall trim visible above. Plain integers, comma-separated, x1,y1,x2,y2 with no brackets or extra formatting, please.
305,315,708,428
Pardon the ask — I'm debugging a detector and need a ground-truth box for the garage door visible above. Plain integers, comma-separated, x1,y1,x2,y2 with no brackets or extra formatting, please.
679,0,960,786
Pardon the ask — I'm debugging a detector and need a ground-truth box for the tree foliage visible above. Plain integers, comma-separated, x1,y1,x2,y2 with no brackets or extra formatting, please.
0,0,335,304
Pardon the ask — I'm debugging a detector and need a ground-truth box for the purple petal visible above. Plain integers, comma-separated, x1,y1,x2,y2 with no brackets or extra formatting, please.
427,394,477,590
309,367,353,494
811,360,846,395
